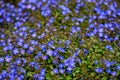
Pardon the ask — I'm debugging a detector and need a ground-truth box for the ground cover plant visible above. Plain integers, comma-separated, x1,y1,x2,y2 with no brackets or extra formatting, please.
0,0,120,80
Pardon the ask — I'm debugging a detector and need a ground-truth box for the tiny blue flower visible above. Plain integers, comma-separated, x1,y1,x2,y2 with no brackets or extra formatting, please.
111,71,117,76
23,43,29,49
58,63,64,68
26,50,32,54
105,45,113,51
42,55,48,60
0,57,4,63
3,46,8,51
40,68,46,76
15,59,21,64
59,69,65,74
98,28,104,33
20,49,25,54
95,68,103,73
59,56,64,60
5,55,12,62
20,26,27,31
37,22,41,28
67,66,73,71
117,65,120,70
106,69,111,74
46,49,53,56
53,68,58,74
31,32,37,38
83,48,88,55
13,48,19,55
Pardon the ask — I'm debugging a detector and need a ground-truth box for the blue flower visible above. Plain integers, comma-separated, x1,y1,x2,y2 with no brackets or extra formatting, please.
40,68,46,76
69,61,75,67
41,5,51,17
49,17,55,23
40,44,46,52
116,65,120,70
73,49,80,57
30,40,38,46
19,32,24,37
37,22,41,28
106,69,111,74
3,46,8,52
0,57,4,63
66,70,72,74
31,32,37,38
53,68,58,74
95,68,103,73
83,48,88,55
111,71,117,76
20,49,25,55
29,0,37,3
15,59,21,65
17,75,24,80
26,50,32,54
65,40,71,46
77,18,84,22
53,50,58,56
52,60,58,65
0,74,2,79
5,55,12,62
58,63,64,68
104,34,108,39
7,38,11,43
59,5,71,15
42,55,48,60
20,26,27,31
13,48,19,55
59,69,65,74
93,60,98,64
59,56,64,60
79,40,84,44
46,49,53,56
47,40,54,47
41,0,46,3
76,58,82,64
0,18,3,23
71,26,77,33
17,42,23,46
105,45,113,51
65,16,69,20
57,47,65,53
29,46,35,51
36,2,42,8
0,34,5,38
29,29,36,34
1,70,7,78
20,68,26,74
98,28,104,33
98,32,103,37
109,27,114,31
38,76,45,80
29,61,39,69
105,62,111,68
23,43,29,49
37,52,42,56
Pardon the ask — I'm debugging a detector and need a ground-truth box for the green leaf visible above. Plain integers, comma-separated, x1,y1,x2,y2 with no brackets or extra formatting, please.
66,75,72,80
101,77,108,80
45,73,52,80
26,71,34,77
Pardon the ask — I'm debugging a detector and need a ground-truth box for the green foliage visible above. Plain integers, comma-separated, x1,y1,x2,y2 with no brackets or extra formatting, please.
1,0,120,80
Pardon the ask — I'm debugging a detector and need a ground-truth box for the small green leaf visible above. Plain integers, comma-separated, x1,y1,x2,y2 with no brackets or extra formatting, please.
26,71,34,77
66,75,72,80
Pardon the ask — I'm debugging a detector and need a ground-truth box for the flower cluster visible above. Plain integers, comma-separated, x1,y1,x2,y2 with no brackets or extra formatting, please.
0,0,119,79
